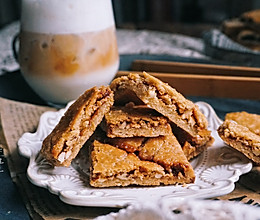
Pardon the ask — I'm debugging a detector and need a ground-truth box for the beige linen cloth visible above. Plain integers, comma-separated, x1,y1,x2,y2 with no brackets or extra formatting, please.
0,97,259,219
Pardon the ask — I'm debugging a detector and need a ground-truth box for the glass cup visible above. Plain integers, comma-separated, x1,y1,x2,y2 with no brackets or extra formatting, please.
18,0,119,105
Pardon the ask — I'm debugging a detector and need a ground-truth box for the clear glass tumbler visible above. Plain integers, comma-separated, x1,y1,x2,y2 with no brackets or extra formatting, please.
19,0,119,105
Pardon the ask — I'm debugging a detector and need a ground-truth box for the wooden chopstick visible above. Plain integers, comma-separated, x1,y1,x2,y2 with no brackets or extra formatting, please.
116,71,260,100
131,60,260,77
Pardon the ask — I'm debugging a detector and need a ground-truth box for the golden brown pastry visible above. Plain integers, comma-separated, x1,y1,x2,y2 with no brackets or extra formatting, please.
225,111,260,135
218,120,260,165
110,72,214,160
101,103,172,138
222,9,260,51
41,86,114,167
90,134,195,187
241,9,260,24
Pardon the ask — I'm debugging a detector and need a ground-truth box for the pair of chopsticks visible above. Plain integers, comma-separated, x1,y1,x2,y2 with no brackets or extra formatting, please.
131,60,260,77
124,60,260,100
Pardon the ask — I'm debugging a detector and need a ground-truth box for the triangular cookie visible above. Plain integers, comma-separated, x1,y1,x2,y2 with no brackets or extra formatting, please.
41,86,114,167
90,134,195,187
110,72,214,160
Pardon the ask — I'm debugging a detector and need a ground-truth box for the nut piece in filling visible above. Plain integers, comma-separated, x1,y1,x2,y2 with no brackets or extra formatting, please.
101,103,172,138
218,120,260,164
90,134,195,187
40,86,114,167
110,72,214,160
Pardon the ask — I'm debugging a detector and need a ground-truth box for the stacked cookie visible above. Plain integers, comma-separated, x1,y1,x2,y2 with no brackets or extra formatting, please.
91,104,195,187
41,72,214,187
218,111,260,165
222,9,260,51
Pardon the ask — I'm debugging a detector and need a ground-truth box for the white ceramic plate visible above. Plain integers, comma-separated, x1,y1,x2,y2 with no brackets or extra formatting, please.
18,102,252,207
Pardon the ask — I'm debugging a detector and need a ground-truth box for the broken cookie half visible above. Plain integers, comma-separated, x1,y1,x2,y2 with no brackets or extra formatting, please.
218,120,260,165
41,86,114,167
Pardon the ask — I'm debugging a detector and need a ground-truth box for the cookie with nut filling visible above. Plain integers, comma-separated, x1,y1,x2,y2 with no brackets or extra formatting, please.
101,103,172,138
110,72,214,160
41,86,114,167
218,120,260,165
90,133,195,187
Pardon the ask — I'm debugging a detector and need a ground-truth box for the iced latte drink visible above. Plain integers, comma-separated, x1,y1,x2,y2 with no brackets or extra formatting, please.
19,0,119,104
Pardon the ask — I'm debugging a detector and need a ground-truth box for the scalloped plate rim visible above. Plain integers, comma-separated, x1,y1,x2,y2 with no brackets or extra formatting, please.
17,101,253,207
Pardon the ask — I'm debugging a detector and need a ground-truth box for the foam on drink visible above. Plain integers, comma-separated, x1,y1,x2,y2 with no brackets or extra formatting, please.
19,0,119,104
21,0,115,33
